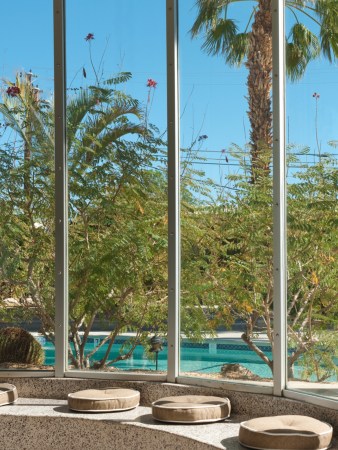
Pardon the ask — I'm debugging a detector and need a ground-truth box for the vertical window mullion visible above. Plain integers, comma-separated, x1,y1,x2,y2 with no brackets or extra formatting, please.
166,0,180,383
54,0,68,378
272,0,287,396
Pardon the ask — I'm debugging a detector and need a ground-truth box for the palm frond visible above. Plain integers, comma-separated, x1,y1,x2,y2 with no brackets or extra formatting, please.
88,86,113,99
112,92,141,119
226,32,250,66
286,23,320,80
104,72,132,86
0,104,27,142
67,89,105,147
81,97,143,148
99,123,148,151
190,0,223,37
288,0,308,6
315,0,338,62
27,103,54,149
201,18,238,57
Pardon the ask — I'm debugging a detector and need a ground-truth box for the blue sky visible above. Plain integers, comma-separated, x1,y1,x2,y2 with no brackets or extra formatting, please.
1,0,337,187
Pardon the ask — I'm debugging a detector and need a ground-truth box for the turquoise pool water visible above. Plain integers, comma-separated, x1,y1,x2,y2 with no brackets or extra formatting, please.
41,337,274,378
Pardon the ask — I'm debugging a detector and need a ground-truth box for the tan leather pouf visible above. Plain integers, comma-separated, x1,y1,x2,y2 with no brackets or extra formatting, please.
68,388,140,412
152,395,231,423
239,415,333,450
0,383,18,406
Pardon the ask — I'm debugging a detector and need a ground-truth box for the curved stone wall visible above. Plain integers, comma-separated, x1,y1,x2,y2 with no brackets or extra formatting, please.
0,377,336,449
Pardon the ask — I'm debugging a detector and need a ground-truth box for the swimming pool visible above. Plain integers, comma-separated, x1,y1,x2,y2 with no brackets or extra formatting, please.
40,336,274,378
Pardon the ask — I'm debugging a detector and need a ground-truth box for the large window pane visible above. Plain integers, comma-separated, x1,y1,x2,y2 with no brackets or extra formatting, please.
179,0,273,385
0,1,54,370
286,5,338,398
66,0,168,373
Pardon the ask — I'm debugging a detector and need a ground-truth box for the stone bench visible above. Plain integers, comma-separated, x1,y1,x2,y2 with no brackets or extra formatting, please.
0,398,337,450
0,378,337,449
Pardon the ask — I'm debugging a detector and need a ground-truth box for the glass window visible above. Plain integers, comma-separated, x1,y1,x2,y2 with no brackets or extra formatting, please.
286,3,338,399
179,0,273,386
0,1,336,410
0,0,54,371
66,0,168,374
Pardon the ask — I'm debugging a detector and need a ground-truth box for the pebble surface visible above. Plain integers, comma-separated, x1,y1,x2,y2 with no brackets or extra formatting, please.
0,378,337,449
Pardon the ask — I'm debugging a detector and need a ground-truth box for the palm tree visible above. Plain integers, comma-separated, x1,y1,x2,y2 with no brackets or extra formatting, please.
191,0,338,181
0,71,161,367
0,72,53,197
66,72,149,166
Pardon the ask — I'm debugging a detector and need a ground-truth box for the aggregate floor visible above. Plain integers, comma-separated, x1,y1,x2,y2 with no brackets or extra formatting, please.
0,398,337,450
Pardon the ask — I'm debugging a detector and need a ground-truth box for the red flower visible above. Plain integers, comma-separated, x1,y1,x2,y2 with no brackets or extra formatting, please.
85,33,94,41
147,78,157,88
6,86,21,97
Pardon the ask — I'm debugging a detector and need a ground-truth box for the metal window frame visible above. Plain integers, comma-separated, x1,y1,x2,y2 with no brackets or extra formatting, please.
272,0,287,396
166,0,180,383
54,0,68,378
52,0,179,382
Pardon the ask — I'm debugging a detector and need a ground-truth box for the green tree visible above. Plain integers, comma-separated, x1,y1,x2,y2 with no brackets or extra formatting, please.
0,72,55,337
191,0,338,181
181,148,337,380
286,154,338,380
0,72,169,369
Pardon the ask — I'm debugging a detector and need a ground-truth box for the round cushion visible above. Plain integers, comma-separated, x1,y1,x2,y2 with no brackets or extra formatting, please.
0,383,18,406
239,415,333,450
152,395,231,423
68,388,140,412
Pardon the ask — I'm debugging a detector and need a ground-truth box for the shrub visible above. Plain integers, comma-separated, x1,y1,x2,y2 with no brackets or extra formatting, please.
0,327,44,365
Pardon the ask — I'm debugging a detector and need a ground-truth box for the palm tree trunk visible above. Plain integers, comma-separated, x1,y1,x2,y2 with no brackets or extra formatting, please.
245,0,272,182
